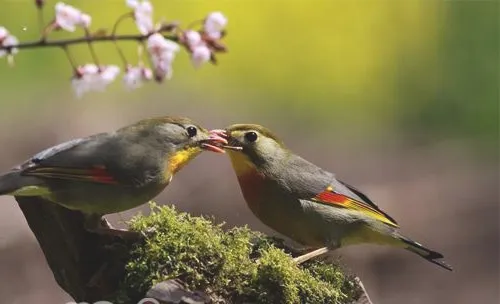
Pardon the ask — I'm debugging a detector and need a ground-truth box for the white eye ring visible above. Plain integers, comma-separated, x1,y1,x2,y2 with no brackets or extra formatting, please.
244,131,258,142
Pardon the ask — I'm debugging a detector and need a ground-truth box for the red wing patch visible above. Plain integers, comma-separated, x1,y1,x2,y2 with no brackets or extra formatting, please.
315,190,351,205
89,166,118,184
313,187,398,227
24,165,118,184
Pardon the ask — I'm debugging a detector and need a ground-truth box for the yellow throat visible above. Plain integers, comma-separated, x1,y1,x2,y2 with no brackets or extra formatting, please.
227,150,257,176
167,147,202,175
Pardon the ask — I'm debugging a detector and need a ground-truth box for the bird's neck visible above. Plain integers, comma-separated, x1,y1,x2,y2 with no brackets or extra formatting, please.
166,147,202,175
228,151,267,201
227,151,258,177
228,152,294,232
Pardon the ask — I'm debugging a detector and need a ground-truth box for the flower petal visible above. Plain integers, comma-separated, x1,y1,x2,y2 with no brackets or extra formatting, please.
204,12,227,34
130,0,154,34
123,66,152,90
100,65,120,82
79,14,92,28
0,26,8,40
191,45,211,68
184,30,202,48
72,64,120,97
0,35,19,58
126,0,139,9
55,2,91,32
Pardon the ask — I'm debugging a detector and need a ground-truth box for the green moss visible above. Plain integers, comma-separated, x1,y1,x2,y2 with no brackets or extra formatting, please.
118,203,359,303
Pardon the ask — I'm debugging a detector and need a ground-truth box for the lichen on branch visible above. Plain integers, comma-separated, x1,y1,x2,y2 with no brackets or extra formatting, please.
116,203,360,304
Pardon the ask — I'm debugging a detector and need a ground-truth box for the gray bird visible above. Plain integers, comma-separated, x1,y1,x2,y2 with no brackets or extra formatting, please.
212,124,452,271
0,116,226,235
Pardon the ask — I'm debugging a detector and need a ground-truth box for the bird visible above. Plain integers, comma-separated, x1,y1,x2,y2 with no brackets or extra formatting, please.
210,125,452,271
0,116,227,236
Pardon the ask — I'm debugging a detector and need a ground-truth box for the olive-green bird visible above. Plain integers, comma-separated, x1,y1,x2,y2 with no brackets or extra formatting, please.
211,125,452,271
0,116,226,235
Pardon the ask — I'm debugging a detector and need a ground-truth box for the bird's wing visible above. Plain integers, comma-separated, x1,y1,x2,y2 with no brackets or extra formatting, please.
310,178,399,228
17,134,120,185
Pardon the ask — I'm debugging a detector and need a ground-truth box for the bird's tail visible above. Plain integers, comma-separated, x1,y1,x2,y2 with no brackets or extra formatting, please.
0,171,46,196
398,235,453,271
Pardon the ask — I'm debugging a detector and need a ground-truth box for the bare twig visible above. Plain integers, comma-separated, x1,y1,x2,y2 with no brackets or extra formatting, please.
36,6,45,36
186,19,203,30
114,41,129,68
111,12,135,68
40,20,57,42
84,28,101,67
62,46,77,71
111,12,134,36
0,33,178,52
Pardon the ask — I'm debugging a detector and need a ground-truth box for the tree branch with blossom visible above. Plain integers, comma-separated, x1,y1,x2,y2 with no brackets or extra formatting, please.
0,0,228,97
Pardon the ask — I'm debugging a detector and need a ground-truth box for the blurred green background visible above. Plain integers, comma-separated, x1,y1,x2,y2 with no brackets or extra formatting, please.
0,1,498,303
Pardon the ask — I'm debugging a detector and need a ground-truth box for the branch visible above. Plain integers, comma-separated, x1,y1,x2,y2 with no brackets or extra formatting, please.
1,2,228,94
0,33,177,52
15,196,132,302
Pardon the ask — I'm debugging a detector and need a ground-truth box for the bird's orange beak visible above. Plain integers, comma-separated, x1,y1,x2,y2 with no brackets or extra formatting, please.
200,130,228,153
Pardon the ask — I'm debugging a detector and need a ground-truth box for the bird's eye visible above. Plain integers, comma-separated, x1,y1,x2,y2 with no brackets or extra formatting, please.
186,126,197,137
244,131,258,142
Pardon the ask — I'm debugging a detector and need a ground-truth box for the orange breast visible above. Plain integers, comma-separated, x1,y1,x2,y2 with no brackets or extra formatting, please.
236,169,267,216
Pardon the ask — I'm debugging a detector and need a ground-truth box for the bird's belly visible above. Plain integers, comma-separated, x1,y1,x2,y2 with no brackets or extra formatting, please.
247,193,368,248
300,201,399,248
46,181,167,214
237,172,358,248
249,199,329,247
241,192,331,247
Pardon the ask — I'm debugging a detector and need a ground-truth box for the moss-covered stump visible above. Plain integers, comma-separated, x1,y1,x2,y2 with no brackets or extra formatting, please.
116,204,361,304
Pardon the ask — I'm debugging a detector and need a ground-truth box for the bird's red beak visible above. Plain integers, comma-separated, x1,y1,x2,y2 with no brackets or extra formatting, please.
209,129,228,139
205,129,243,152
201,130,228,153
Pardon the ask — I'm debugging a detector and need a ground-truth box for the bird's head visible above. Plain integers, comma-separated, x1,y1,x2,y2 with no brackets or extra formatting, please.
121,116,227,174
209,124,288,176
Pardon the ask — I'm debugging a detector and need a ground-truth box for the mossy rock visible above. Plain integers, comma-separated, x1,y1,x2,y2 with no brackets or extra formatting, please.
116,203,361,304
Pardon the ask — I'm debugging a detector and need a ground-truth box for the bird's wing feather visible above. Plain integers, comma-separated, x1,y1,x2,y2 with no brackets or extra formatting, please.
311,179,398,228
23,165,118,184
17,134,119,185
29,138,89,164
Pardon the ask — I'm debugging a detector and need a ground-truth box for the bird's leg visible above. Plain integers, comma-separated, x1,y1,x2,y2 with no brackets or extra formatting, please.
84,214,141,240
293,247,330,264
